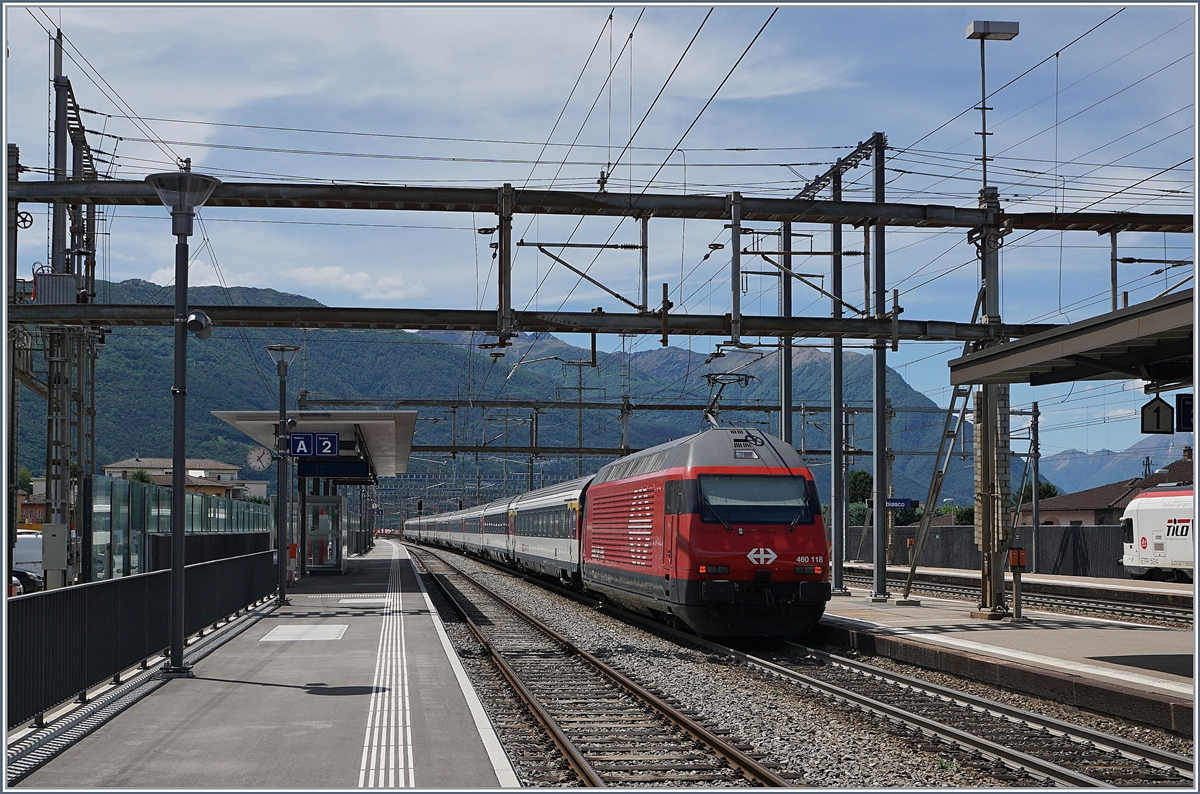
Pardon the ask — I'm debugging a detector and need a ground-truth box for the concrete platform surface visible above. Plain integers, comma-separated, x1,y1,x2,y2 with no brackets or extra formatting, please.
17,540,517,788
824,581,1193,700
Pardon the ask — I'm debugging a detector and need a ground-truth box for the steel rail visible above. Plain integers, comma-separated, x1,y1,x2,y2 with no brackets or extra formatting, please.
413,550,604,787
788,644,1193,779
409,546,793,787
411,544,1182,787
575,601,1112,786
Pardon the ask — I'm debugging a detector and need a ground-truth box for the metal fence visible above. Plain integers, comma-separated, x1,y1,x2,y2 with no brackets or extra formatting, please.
841,524,1128,579
87,475,272,581
7,550,276,730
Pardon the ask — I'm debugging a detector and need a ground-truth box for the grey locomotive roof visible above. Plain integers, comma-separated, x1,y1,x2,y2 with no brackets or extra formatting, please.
594,427,804,484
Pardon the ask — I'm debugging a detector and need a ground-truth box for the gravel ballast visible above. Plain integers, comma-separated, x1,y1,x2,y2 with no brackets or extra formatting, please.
414,548,1053,787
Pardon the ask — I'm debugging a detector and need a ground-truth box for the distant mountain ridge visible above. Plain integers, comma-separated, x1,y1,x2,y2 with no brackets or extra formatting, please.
29,278,1139,508
1038,433,1194,494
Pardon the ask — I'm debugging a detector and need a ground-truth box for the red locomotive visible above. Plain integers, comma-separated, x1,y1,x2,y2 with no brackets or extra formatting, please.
406,426,832,637
582,426,831,636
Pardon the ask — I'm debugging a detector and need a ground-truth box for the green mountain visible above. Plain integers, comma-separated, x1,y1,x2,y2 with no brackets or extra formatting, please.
17,280,975,502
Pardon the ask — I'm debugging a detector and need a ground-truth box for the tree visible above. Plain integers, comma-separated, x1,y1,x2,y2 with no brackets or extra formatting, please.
17,466,31,493
847,470,873,504
1014,480,1059,505
130,469,152,484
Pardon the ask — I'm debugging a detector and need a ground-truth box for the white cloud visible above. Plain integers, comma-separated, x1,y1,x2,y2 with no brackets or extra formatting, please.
288,265,426,301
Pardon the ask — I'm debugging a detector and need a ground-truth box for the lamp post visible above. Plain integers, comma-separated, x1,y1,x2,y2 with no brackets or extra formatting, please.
266,344,301,606
966,20,1018,615
966,20,1019,189
145,162,221,678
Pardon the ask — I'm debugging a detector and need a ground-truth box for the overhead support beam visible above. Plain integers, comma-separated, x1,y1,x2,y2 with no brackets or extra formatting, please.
300,396,955,413
9,304,1057,341
10,180,1191,232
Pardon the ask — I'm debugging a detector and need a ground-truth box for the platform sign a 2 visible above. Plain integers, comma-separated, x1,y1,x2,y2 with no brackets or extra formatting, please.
1140,396,1174,434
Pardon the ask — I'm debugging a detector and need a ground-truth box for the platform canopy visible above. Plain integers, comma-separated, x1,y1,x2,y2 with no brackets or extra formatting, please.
213,410,417,480
949,289,1192,392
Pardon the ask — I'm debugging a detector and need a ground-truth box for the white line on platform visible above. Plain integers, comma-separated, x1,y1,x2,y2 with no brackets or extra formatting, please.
404,542,521,787
358,543,414,788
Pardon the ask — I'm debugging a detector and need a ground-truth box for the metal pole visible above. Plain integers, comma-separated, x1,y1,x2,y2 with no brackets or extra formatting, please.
298,476,308,577
498,183,513,342
831,170,848,595
979,38,988,189
1110,230,1118,313
779,221,793,444
862,226,871,317
276,361,290,605
7,145,20,587
1030,402,1040,574
640,215,649,312
871,133,888,601
51,32,67,276
165,230,192,676
730,193,742,344
577,366,584,478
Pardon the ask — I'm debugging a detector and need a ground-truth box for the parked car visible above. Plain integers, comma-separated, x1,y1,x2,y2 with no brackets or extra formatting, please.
11,568,42,593
10,576,22,596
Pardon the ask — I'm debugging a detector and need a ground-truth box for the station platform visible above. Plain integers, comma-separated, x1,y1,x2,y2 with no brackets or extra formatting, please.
15,540,518,788
842,561,1193,607
813,567,1194,735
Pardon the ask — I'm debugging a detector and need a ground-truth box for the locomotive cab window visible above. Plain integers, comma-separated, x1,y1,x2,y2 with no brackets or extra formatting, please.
697,474,813,525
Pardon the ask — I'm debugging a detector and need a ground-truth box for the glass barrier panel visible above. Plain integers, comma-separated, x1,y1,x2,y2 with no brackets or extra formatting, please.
91,476,112,581
111,478,130,578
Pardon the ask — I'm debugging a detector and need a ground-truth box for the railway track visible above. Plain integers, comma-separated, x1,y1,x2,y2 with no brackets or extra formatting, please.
755,645,1193,787
586,593,1194,786
411,547,797,787
843,573,1194,625
410,543,1192,787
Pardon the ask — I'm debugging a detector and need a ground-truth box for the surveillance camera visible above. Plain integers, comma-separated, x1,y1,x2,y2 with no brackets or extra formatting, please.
186,309,213,339
286,417,298,428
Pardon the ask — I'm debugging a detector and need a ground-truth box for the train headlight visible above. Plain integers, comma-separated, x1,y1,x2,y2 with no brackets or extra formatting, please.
698,565,729,574
794,565,818,575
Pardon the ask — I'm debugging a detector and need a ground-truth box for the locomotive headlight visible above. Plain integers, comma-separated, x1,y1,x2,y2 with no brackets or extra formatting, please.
794,565,817,575
699,565,730,574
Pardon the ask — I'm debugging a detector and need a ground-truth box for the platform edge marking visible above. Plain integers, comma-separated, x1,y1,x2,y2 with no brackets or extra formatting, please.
903,632,1195,698
398,541,521,787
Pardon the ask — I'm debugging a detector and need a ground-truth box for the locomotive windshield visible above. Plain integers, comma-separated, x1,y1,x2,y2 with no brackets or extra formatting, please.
697,475,813,525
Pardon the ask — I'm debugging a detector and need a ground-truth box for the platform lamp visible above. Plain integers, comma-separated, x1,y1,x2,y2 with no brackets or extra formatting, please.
145,161,222,678
966,20,1019,190
266,344,301,606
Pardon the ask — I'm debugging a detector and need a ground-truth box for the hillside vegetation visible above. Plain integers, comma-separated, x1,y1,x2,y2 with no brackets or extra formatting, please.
17,279,977,502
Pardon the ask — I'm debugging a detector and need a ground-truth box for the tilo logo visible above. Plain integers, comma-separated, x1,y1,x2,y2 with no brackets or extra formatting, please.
746,547,777,565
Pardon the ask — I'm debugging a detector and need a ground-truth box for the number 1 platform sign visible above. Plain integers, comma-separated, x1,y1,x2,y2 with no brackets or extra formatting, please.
1141,396,1175,434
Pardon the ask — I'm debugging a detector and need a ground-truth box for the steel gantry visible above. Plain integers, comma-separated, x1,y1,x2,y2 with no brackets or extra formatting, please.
8,147,1191,602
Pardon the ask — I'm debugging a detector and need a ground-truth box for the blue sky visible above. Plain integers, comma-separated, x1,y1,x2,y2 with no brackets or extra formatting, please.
4,4,1195,462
